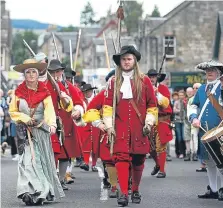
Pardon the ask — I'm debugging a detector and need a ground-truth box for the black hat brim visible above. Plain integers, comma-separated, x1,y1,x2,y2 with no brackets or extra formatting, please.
147,72,166,83
82,87,97,92
48,64,65,71
113,50,141,66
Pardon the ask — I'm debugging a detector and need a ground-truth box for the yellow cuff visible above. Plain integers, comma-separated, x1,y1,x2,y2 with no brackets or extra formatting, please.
83,109,100,123
157,93,169,109
103,105,113,117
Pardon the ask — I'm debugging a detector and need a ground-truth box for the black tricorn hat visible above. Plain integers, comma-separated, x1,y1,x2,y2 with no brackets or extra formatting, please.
80,83,97,92
64,67,76,78
48,59,65,71
146,69,166,83
113,45,141,66
105,69,115,82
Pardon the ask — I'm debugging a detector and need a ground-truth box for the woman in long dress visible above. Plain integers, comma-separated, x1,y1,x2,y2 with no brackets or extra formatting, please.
9,59,65,205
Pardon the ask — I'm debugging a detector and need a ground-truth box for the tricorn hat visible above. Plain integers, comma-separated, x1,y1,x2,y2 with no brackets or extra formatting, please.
195,60,223,71
64,67,76,78
105,69,115,82
13,59,47,73
146,69,166,83
48,59,65,71
80,83,97,92
113,45,141,66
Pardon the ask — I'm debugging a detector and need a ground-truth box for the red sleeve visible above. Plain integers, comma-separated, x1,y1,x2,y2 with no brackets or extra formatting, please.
66,81,84,107
87,90,105,111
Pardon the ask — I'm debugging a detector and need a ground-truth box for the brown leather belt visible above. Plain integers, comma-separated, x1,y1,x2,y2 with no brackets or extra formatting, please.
158,115,171,121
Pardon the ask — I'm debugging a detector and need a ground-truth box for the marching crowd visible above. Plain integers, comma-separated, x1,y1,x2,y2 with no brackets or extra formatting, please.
1,45,223,207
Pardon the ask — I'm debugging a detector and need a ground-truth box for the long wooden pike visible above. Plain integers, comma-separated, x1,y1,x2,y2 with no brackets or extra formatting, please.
110,0,124,156
69,40,74,70
74,29,81,71
52,32,61,62
103,32,111,72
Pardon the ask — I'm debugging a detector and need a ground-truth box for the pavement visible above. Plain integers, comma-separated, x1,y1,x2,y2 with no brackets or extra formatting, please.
1,149,222,208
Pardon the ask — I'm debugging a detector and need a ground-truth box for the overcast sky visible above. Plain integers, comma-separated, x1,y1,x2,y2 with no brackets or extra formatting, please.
6,0,183,26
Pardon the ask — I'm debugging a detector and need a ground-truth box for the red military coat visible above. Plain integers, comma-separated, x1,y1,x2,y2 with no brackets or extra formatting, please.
86,90,112,162
58,81,84,159
104,76,157,155
81,95,101,157
45,80,68,154
157,84,173,144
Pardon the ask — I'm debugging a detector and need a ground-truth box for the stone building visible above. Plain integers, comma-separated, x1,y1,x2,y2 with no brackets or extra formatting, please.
1,0,12,71
138,1,223,74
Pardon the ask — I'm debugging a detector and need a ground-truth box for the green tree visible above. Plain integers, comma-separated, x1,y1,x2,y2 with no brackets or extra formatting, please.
80,1,96,26
59,25,78,32
123,1,143,35
151,5,161,17
12,30,38,65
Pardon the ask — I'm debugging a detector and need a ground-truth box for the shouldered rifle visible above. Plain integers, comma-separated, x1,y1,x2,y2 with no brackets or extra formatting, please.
23,39,70,109
155,41,170,87
52,33,69,91
110,0,124,156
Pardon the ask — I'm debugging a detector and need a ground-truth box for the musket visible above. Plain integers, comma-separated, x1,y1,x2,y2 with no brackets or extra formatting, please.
155,41,170,87
110,0,124,156
52,33,69,91
52,33,61,62
23,39,70,109
111,33,117,54
69,40,74,70
74,29,82,71
103,32,111,72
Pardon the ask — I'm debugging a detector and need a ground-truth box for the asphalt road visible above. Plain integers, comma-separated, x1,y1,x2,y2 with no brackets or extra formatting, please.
1,153,222,208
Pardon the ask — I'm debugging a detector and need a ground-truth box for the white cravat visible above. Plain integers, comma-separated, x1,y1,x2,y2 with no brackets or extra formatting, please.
120,70,134,99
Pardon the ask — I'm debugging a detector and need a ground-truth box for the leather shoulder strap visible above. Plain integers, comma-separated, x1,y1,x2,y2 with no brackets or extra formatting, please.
129,99,144,125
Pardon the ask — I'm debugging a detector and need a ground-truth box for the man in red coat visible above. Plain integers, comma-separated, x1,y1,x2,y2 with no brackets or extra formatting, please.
102,45,158,206
147,69,173,178
79,83,100,172
82,69,118,198
48,62,84,183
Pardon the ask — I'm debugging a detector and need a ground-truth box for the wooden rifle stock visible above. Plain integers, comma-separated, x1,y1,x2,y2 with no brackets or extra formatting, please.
47,73,70,109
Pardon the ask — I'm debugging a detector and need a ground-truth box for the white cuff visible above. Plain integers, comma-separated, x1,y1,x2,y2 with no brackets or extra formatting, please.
92,120,103,128
157,92,163,103
73,105,84,116
103,116,112,129
73,117,86,127
145,113,156,126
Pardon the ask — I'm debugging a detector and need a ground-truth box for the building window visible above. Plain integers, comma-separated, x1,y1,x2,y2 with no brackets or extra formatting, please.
163,36,176,58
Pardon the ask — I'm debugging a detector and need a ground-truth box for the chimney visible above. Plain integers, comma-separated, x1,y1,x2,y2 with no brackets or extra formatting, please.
1,0,6,16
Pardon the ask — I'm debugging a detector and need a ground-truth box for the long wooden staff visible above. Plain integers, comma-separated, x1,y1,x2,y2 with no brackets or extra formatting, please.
74,29,81,71
110,0,124,156
52,33,69,90
103,32,111,72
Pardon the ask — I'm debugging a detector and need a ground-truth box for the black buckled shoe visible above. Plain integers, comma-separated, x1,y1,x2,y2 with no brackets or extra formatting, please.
218,188,223,201
103,178,111,189
198,185,218,199
151,165,160,176
60,180,69,191
131,191,141,204
92,166,98,172
80,163,89,171
117,194,128,207
22,193,33,206
157,172,166,178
